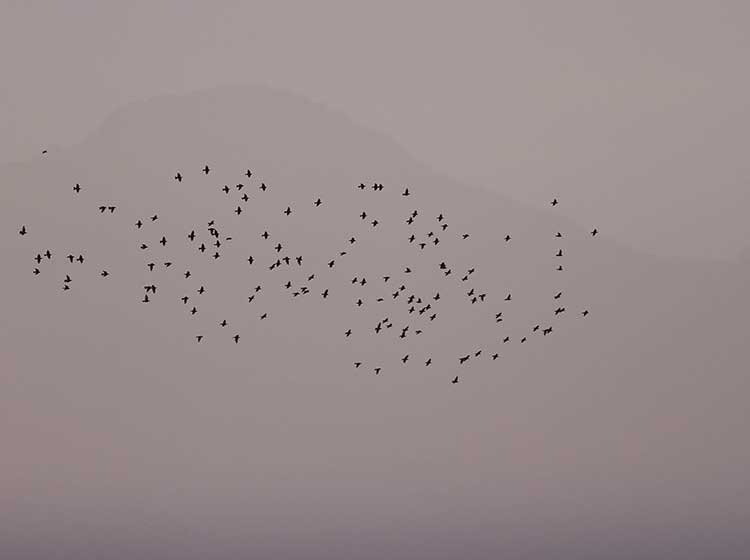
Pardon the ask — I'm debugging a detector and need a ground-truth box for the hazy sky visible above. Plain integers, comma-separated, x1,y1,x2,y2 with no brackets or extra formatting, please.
3,4,750,558
2,0,749,260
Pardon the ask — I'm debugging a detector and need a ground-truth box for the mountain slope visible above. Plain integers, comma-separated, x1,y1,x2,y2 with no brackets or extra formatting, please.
1,85,748,559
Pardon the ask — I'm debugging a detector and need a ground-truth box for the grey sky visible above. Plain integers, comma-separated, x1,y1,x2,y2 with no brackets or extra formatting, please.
2,0,749,259
2,3,750,558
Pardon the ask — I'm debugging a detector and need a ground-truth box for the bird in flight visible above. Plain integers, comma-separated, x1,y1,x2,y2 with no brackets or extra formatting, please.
73,183,81,193
175,172,182,182
451,376,459,384
203,165,210,174
551,198,558,206
591,228,598,236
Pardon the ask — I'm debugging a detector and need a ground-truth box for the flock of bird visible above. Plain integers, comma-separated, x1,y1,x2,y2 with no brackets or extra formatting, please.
18,164,599,384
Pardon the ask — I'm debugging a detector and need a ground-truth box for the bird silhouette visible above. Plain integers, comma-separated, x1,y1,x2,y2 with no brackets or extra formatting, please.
451,376,459,384
73,183,81,193
175,172,182,182
203,165,210,174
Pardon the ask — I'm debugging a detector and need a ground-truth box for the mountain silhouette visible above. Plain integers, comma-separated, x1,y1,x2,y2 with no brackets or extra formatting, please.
2,85,748,560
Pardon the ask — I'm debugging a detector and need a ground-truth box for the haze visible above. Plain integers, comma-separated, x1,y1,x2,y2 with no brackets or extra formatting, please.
2,0,749,259
2,2,749,559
